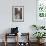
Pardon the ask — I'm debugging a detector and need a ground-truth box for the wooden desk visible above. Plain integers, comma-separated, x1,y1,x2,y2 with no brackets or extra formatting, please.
4,33,18,46
4,33,30,46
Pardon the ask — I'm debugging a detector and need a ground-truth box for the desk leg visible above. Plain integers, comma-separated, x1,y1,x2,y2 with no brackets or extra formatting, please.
4,34,7,46
16,34,18,46
5,41,7,46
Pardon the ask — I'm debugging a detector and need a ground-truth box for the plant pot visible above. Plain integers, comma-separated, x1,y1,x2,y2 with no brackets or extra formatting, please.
37,39,40,43
37,39,44,44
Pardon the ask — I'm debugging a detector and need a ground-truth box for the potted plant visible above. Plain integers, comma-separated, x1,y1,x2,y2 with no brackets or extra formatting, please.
32,24,46,43
33,32,46,43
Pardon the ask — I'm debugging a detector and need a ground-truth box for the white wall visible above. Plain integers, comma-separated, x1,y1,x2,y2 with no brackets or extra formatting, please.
0,0,36,42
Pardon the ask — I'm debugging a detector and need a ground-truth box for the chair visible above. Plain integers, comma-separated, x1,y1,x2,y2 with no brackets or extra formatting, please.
4,33,18,46
4,27,19,46
18,33,30,46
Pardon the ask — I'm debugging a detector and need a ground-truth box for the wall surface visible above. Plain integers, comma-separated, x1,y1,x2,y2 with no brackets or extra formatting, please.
0,0,36,42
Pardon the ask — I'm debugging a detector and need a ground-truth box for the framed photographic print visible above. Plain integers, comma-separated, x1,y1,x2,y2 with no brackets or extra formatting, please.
12,6,24,22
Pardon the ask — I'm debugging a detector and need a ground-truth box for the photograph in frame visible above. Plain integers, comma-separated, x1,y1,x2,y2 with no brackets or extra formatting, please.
12,6,24,22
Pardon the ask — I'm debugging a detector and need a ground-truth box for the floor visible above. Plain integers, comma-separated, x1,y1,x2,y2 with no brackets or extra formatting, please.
0,42,46,46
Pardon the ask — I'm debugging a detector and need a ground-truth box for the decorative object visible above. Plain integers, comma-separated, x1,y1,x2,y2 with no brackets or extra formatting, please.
11,27,18,34
12,6,24,22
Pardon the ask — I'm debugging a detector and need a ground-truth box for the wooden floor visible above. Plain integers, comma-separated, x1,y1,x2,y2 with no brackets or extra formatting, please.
0,42,46,46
